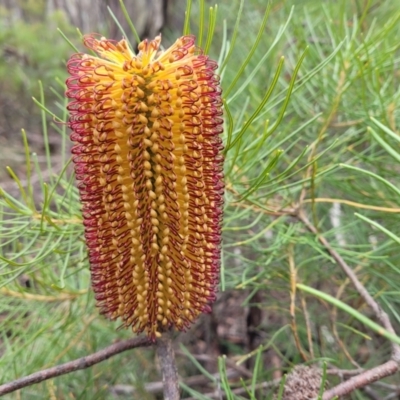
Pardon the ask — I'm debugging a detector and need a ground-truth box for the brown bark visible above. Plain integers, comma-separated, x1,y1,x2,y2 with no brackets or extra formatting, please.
157,334,180,400
0,336,151,396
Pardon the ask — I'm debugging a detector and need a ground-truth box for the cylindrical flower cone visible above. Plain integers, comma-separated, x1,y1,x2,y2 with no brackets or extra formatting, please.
66,34,224,339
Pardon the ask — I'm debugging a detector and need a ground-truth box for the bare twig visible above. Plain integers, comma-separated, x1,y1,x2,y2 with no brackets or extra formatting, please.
362,385,384,400
326,367,364,377
300,294,314,359
321,360,398,400
0,336,151,396
157,333,180,400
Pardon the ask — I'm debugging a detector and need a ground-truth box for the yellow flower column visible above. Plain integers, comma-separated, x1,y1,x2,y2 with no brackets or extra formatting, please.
66,34,224,340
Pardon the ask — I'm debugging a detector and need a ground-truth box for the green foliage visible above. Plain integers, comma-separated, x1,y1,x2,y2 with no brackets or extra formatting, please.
1,0,400,399
0,9,74,94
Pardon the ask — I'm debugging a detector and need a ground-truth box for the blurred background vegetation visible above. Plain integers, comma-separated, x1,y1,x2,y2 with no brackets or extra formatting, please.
1,0,400,399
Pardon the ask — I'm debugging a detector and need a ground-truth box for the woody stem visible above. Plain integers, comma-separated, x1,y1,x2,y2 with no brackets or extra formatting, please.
157,333,180,400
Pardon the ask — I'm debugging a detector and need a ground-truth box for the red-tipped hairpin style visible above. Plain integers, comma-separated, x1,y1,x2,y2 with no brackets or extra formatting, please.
66,34,224,339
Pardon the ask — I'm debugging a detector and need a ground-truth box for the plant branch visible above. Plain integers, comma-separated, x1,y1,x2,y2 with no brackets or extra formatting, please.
157,333,180,400
326,367,364,377
320,360,398,400
0,336,151,396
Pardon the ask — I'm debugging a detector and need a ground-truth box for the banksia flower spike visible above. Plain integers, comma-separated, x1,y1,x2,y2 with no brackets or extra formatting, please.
66,34,224,339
